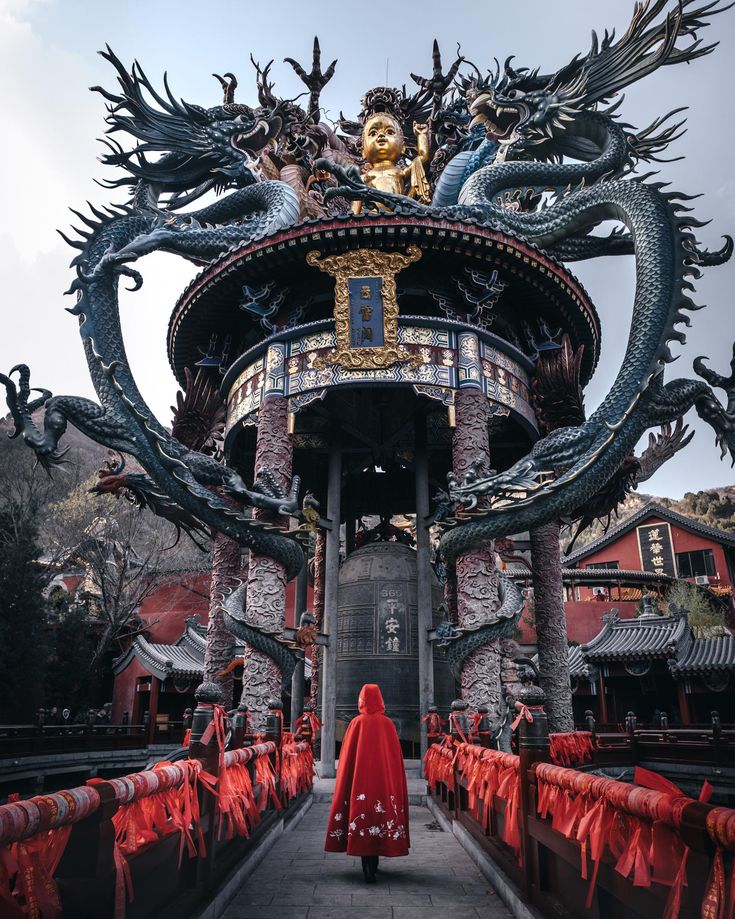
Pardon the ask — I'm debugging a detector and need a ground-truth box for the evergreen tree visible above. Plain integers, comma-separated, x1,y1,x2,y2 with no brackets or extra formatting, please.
44,590,93,714
0,507,48,721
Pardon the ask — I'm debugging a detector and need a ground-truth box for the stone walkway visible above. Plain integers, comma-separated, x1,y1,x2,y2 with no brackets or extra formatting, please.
222,802,512,919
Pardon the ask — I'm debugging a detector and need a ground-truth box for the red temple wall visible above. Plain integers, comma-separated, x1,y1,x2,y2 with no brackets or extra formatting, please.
112,571,313,717
518,599,641,646
575,516,733,599
136,572,312,643
112,656,147,723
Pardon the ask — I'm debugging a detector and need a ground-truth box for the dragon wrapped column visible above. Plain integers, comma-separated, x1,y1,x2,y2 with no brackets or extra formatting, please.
241,392,293,725
451,382,503,716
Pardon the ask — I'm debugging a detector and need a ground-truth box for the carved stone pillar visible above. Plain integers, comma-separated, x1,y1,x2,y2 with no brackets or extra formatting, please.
241,387,292,725
452,354,503,715
203,528,240,706
310,528,326,713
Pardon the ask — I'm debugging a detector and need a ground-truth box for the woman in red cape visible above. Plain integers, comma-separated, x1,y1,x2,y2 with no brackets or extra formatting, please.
324,683,410,882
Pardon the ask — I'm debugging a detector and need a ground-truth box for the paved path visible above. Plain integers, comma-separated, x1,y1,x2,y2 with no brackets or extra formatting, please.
223,802,512,919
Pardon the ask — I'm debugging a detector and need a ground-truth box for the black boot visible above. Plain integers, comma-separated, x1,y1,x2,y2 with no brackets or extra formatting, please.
361,856,377,883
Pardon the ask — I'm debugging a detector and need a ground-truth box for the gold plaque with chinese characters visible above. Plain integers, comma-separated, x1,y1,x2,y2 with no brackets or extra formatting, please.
306,246,422,370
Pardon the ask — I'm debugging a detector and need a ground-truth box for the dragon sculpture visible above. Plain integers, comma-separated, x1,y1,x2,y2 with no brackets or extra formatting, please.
320,0,735,665
2,4,735,678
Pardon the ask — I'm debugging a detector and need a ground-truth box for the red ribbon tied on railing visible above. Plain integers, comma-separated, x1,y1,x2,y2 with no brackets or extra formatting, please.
448,713,471,746
199,704,228,766
294,711,321,737
510,704,534,732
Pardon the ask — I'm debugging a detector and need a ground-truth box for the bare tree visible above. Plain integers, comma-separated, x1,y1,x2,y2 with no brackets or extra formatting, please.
46,472,203,677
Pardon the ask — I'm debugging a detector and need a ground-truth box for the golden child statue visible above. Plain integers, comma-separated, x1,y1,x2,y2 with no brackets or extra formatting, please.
352,112,431,214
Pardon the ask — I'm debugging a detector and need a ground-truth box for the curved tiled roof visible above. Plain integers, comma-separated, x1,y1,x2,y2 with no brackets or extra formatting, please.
532,644,596,681
563,500,735,565
581,611,690,661
568,644,595,680
114,617,312,680
137,637,204,679
669,634,735,675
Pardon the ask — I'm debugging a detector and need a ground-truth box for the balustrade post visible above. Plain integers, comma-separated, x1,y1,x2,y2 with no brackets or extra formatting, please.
189,681,224,893
515,673,550,904
265,697,284,792
449,699,471,743
424,705,444,748
625,710,638,763
295,702,316,746
711,710,722,765
449,700,470,816
56,780,119,918
231,703,251,749
474,705,492,748
584,709,596,744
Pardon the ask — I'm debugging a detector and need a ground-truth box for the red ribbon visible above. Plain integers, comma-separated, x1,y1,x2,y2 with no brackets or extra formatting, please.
421,713,445,735
510,704,534,732
199,704,228,771
294,712,320,738
549,732,594,767
448,713,471,746
254,753,282,814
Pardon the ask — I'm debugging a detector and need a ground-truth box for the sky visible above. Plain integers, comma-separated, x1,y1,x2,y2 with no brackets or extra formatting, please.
0,0,734,500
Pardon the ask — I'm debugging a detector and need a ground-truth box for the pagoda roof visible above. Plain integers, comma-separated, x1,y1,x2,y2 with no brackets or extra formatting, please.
581,610,690,662
169,214,601,391
113,618,214,681
669,633,735,676
563,501,735,566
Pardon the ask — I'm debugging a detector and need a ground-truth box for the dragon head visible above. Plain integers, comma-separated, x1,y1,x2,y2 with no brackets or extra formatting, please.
93,47,284,193
462,1,731,163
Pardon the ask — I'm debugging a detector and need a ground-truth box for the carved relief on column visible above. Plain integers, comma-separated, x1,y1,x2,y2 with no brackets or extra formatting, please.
443,571,458,625
242,386,293,723
309,528,326,712
239,653,282,717
460,642,502,713
455,548,500,629
452,376,504,715
203,528,241,705
452,384,500,630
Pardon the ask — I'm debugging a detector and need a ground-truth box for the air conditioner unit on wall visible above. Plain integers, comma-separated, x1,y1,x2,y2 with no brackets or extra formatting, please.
695,575,710,586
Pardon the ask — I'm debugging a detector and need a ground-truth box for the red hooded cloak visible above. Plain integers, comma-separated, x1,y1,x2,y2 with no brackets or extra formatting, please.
324,684,410,857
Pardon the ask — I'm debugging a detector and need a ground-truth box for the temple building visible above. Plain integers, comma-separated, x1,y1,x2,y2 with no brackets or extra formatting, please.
554,608,735,725
563,500,735,606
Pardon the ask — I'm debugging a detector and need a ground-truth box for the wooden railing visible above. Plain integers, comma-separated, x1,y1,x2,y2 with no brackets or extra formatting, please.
0,722,199,759
426,729,735,918
577,712,735,770
0,702,315,918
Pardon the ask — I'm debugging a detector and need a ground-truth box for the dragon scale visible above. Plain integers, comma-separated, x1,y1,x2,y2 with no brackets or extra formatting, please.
437,134,721,566
12,181,305,581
